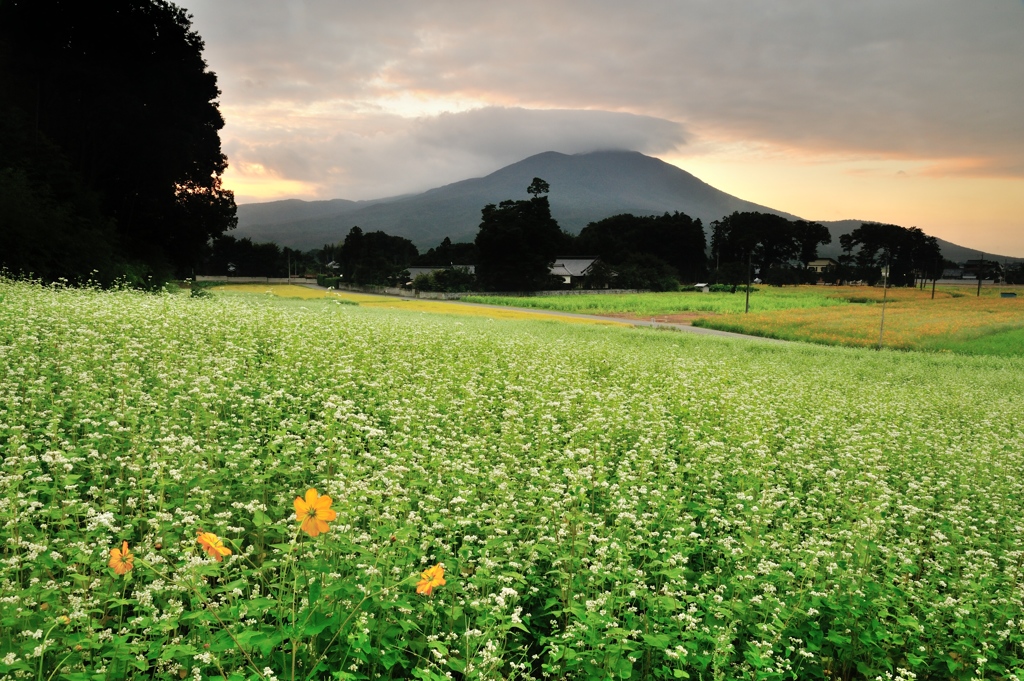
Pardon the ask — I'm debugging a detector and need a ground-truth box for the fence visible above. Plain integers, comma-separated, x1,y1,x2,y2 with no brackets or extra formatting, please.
324,282,647,300
193,276,319,284
193,276,647,299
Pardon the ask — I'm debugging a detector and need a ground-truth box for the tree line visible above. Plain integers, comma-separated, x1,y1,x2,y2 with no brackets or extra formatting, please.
0,0,236,286
298,178,959,293
0,2,989,292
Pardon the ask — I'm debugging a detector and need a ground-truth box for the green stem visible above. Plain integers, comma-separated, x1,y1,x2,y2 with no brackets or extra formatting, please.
136,558,267,680
44,651,74,681
36,621,61,681
303,573,418,681
291,532,304,681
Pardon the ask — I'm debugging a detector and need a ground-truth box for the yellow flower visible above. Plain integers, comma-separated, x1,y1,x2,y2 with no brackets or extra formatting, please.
108,541,134,575
294,488,337,537
416,564,446,596
197,531,232,562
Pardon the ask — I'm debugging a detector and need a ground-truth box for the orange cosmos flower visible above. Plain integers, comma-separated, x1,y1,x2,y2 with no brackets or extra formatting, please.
108,541,134,575
294,488,337,537
416,564,446,596
197,531,232,562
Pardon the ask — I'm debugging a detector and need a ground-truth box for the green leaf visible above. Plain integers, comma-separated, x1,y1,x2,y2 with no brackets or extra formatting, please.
643,633,671,648
304,611,331,637
826,630,851,645
253,509,272,527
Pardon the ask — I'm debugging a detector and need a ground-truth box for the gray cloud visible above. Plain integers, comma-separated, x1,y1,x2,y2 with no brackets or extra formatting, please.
182,0,1024,198
224,107,687,199
414,108,686,160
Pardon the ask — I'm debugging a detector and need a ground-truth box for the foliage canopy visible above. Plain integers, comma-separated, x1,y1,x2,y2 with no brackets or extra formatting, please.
0,0,236,281
475,180,569,291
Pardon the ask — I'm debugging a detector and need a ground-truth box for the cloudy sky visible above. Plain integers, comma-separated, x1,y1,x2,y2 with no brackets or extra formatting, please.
181,0,1024,255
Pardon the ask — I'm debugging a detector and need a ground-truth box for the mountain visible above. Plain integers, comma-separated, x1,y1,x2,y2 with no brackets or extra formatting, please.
234,150,1021,263
233,150,796,249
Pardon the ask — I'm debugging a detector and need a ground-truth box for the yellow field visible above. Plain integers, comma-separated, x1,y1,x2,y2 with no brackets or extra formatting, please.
211,284,631,327
698,285,1024,353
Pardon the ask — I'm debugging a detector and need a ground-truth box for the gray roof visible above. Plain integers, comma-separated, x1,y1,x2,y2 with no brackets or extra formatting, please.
551,257,597,277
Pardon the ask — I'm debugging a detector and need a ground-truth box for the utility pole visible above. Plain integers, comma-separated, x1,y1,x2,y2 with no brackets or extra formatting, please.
878,256,890,350
745,250,752,314
977,252,985,297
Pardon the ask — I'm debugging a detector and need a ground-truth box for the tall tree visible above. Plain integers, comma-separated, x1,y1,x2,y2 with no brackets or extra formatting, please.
711,212,833,285
414,237,479,266
575,212,707,285
0,102,122,282
0,0,236,280
475,179,567,291
527,177,550,198
793,220,833,265
338,226,418,286
840,223,941,286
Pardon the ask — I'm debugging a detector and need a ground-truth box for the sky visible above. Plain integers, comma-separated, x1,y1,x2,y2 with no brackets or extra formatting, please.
181,0,1024,256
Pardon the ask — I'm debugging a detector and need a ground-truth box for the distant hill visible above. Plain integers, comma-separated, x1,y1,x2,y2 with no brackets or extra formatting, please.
234,150,795,249
814,220,1019,264
234,150,1021,263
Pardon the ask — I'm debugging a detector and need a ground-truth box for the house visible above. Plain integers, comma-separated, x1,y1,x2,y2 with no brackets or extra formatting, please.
550,257,599,285
806,258,838,273
941,267,964,279
962,259,1002,280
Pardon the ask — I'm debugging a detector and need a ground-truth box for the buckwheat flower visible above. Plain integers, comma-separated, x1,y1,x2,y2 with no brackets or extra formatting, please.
416,564,446,596
108,541,134,575
294,488,337,537
196,531,231,562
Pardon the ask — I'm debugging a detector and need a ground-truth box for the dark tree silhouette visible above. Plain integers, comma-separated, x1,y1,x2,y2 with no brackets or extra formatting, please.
527,177,550,197
475,180,568,291
0,0,236,280
711,212,832,285
414,237,479,266
839,223,941,286
338,226,418,286
0,102,122,282
793,220,833,265
1006,263,1024,285
575,212,707,285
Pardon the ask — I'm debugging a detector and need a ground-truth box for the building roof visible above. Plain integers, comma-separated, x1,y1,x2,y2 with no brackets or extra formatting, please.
551,257,598,277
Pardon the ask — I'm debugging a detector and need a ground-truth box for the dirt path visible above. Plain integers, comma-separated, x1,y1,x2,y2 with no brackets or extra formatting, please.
599,311,710,325
297,284,788,344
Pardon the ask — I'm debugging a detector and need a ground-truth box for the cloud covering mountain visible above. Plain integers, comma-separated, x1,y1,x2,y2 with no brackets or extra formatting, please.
181,1,1024,255
235,150,1019,264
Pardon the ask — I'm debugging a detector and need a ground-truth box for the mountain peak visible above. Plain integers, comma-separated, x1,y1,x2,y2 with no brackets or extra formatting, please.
234,150,1020,262
236,150,793,249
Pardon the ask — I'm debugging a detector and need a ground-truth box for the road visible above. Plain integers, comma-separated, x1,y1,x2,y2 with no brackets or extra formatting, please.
301,284,788,344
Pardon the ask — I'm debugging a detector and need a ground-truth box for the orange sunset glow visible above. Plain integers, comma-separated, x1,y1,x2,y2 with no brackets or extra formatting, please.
180,1,1024,256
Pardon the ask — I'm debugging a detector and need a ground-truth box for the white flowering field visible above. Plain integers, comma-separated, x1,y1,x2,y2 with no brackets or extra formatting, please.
1,279,1023,681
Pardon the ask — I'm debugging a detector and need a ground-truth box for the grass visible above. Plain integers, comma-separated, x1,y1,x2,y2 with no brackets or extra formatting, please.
2,278,1023,680
462,288,850,316
693,286,1024,355
213,284,631,327
466,285,1024,356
